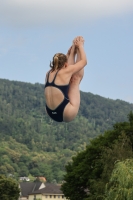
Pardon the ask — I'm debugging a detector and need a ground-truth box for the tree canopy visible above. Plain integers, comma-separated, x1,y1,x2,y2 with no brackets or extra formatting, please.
105,159,133,200
0,175,20,200
61,112,133,200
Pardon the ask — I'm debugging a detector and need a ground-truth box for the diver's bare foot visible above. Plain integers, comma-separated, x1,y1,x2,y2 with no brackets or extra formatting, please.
74,36,84,48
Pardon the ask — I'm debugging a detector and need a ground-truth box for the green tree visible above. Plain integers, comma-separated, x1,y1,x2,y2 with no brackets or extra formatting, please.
61,113,133,200
105,159,133,200
88,133,133,200
30,168,40,177
19,166,29,176
0,175,20,200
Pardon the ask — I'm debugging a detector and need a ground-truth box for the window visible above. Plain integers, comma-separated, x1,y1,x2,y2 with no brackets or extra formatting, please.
62,195,64,199
50,195,52,198
58,195,60,198
54,195,56,198
45,195,48,198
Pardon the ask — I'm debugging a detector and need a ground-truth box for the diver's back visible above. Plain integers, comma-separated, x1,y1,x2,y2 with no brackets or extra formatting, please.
44,70,70,110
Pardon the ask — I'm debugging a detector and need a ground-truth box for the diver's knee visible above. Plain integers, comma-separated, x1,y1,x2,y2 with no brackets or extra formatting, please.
70,73,83,83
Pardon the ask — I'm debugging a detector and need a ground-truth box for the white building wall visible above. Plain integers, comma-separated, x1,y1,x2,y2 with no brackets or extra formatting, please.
29,194,67,200
29,194,42,200
42,194,67,200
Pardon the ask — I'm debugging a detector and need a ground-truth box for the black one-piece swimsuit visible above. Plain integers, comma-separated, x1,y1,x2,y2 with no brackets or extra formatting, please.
44,70,70,122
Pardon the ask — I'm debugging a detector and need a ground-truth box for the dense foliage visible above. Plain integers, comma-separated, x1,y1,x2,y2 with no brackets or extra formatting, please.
0,175,20,200
61,112,133,200
105,159,133,200
0,78,133,182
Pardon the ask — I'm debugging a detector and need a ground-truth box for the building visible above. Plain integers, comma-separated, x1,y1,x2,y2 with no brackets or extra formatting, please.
19,177,30,182
19,182,67,200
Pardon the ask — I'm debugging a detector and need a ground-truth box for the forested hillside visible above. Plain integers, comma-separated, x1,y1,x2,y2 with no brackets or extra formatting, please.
0,78,133,182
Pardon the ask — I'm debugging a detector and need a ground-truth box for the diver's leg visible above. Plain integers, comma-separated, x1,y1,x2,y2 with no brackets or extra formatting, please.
63,46,85,121
63,74,83,122
75,42,84,80
68,62,84,106
75,47,80,63
67,44,76,65
75,48,84,82
63,62,84,122
63,37,85,121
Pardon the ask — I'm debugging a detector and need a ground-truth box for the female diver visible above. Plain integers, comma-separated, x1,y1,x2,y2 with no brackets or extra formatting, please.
44,36,87,122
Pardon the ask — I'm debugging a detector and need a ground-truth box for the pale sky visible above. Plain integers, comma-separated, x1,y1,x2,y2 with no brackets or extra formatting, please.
0,0,133,103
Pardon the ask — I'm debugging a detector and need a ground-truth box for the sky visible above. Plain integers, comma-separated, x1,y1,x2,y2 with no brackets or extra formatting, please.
0,0,133,103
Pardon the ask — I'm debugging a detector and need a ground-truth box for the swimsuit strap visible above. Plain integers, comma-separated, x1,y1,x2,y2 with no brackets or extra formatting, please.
46,70,60,83
52,70,60,83
46,70,51,83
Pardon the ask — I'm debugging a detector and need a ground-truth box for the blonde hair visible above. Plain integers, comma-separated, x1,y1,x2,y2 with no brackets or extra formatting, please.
50,53,67,72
